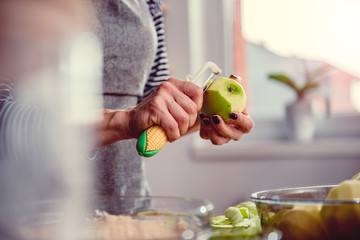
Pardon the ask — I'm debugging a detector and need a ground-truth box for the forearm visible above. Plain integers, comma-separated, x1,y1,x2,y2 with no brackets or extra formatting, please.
95,108,134,147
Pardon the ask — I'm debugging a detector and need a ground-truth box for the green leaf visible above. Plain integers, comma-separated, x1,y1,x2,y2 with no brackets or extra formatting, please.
303,81,320,91
298,81,320,98
268,74,300,94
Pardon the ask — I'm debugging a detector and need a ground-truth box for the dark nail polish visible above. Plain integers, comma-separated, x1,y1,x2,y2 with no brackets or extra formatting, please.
200,113,205,120
230,113,238,120
212,116,220,125
203,119,210,126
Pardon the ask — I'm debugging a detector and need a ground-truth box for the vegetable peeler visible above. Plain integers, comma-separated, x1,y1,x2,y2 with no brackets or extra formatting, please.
136,62,222,157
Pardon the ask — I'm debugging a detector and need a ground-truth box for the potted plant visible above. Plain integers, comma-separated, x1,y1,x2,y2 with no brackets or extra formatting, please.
268,64,330,142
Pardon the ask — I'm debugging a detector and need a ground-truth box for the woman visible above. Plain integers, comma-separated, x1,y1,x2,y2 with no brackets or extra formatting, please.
92,0,254,196
0,0,254,197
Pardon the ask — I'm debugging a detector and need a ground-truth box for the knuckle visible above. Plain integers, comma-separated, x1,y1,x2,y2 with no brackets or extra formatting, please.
167,78,180,86
189,102,198,113
159,81,172,91
167,77,176,83
168,121,178,132
149,97,162,110
179,113,189,124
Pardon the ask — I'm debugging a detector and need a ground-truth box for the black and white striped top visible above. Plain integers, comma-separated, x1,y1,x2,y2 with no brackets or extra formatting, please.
141,0,170,101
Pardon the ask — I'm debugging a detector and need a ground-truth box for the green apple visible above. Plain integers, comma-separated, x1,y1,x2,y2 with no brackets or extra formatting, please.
201,76,247,121
325,180,360,200
321,180,360,239
277,208,328,240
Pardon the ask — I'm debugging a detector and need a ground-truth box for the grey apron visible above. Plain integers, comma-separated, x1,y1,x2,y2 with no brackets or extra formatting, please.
93,0,157,196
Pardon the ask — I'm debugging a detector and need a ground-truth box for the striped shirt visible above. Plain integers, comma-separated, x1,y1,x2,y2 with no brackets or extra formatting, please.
141,0,170,101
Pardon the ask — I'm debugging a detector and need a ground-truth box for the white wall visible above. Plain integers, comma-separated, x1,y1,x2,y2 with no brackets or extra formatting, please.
145,0,360,215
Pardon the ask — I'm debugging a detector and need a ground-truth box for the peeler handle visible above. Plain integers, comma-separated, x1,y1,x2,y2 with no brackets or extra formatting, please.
136,125,167,157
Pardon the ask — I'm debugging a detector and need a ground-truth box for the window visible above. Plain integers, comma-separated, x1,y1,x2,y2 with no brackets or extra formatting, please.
186,0,360,158
241,0,360,118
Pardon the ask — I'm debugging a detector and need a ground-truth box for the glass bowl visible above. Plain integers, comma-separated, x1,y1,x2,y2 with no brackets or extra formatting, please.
1,196,214,240
251,185,360,240
90,196,214,240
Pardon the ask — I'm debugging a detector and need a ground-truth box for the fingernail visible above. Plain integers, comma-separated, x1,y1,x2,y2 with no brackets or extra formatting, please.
212,116,220,125
200,113,205,120
203,119,210,126
230,113,238,120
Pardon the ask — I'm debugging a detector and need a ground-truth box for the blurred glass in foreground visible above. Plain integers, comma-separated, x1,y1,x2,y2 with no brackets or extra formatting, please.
0,1,102,239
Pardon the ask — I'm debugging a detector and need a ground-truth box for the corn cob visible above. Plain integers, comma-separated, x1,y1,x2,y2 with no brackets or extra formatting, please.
136,125,168,157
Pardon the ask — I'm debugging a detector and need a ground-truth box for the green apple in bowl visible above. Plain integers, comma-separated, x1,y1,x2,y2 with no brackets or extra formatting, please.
201,75,247,121
320,180,360,239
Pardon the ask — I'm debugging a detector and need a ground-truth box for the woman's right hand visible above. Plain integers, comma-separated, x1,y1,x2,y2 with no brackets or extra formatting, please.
126,78,203,142
96,78,203,147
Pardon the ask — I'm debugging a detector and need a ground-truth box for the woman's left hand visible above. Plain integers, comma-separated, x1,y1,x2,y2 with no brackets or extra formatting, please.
199,110,254,145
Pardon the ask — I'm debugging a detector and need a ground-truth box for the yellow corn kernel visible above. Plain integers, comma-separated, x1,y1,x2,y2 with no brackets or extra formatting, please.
146,126,168,152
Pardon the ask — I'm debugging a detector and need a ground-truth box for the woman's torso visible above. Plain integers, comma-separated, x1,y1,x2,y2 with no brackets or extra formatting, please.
93,0,158,196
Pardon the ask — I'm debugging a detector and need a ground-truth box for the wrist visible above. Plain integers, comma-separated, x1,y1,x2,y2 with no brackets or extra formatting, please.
111,108,135,140
97,108,134,147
